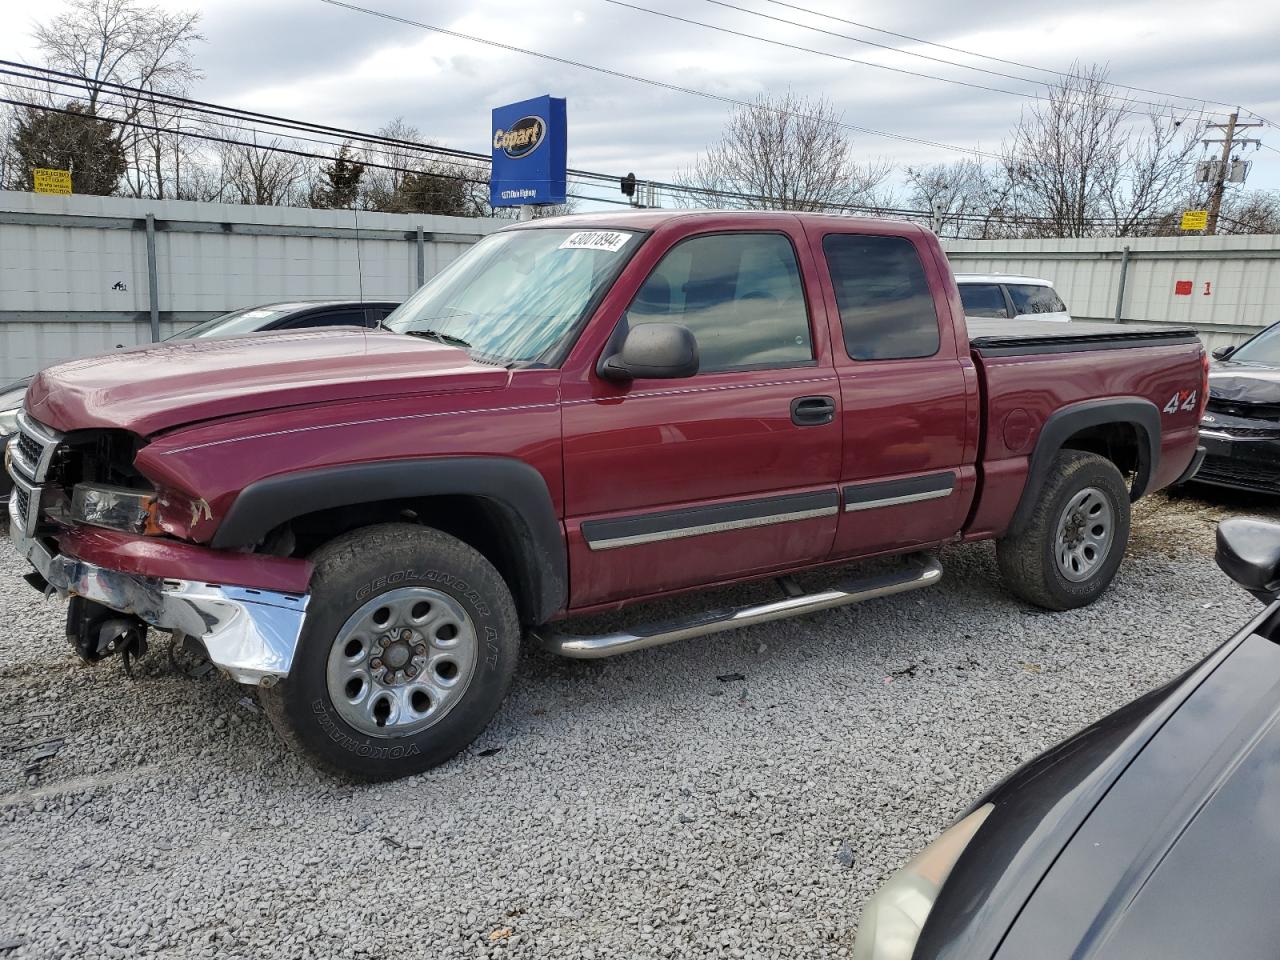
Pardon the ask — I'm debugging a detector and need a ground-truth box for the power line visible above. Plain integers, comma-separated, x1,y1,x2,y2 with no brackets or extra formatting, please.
671,0,1216,120
753,0,1252,116
316,0,1007,161
1,63,1181,228
0,69,495,182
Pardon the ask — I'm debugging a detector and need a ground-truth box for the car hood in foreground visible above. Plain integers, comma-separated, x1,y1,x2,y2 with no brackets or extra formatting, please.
24,328,510,437
993,623,1280,959
916,603,1280,960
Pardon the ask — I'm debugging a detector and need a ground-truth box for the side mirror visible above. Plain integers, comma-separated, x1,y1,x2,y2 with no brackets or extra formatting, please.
600,323,699,382
1212,345,1235,361
1216,517,1280,602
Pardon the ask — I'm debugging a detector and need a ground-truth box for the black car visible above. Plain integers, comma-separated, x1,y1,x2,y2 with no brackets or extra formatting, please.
1,300,397,509
1197,321,1280,492
853,515,1280,960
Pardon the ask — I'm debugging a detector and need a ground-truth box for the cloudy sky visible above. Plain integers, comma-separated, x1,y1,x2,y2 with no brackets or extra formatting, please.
1,0,1277,205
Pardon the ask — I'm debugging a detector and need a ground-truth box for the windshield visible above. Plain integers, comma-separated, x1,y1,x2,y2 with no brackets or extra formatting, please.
170,303,320,340
1228,324,1280,365
383,227,642,365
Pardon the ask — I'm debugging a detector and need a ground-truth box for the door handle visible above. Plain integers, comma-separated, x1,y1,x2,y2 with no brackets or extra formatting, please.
791,395,836,426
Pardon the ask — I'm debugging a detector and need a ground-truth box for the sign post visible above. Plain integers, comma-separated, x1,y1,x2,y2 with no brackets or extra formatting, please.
33,168,72,195
489,95,567,211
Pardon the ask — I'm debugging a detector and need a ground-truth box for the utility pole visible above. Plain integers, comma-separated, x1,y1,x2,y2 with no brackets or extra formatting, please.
1203,109,1264,235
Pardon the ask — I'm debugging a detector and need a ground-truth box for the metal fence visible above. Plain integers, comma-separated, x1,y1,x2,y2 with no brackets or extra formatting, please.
0,190,501,382
4,193,1278,382
942,234,1280,351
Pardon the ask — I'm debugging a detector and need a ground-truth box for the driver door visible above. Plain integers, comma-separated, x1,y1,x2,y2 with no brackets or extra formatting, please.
560,227,842,608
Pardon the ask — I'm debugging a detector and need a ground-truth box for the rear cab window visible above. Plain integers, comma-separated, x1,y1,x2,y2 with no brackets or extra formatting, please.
821,234,941,360
624,232,813,373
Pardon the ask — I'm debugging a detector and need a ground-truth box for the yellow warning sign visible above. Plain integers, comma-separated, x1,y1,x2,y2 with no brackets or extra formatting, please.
33,168,72,195
1180,209,1208,231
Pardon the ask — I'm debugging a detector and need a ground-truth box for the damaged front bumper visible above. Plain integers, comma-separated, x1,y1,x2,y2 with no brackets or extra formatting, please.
7,496,309,685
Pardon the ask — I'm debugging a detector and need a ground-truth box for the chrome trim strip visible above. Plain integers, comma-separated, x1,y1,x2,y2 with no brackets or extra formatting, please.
1199,429,1279,443
844,486,954,512
586,505,838,551
7,520,309,685
537,555,943,658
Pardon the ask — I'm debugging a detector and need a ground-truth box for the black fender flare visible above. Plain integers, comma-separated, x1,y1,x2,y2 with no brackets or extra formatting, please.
1008,397,1161,538
210,457,567,624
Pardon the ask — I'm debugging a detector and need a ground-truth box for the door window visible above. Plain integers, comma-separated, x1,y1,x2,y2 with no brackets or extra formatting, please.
625,233,813,373
958,283,1009,319
1007,284,1067,316
822,234,941,360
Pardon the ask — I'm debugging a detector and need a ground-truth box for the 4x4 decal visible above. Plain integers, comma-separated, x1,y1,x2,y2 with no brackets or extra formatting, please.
1163,389,1198,415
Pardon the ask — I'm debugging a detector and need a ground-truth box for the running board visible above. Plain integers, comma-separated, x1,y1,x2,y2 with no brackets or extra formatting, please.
535,554,943,660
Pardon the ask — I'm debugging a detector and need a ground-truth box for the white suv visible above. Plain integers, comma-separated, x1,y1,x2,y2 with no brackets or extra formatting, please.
955,274,1072,323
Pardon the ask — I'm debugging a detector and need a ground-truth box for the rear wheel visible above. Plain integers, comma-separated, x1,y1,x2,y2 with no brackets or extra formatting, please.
260,523,519,780
997,450,1131,610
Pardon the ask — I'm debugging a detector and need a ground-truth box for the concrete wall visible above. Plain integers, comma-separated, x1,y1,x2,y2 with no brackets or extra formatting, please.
942,235,1280,352
0,191,501,382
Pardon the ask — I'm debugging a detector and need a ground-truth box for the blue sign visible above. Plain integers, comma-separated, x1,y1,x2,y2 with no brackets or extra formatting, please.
490,95,567,207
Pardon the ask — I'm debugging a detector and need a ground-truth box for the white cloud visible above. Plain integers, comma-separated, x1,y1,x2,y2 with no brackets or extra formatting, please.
1,0,1276,203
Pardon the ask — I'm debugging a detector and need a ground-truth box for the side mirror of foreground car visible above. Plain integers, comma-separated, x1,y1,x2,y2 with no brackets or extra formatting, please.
599,322,700,382
1212,344,1235,360
1216,517,1280,602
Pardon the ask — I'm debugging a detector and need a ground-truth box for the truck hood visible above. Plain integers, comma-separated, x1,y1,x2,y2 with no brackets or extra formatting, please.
24,328,510,436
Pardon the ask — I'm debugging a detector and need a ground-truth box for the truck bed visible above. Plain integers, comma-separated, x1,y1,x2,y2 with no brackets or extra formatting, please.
968,319,1199,357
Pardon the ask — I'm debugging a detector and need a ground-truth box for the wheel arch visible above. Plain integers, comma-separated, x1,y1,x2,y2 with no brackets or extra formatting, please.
210,458,567,625
1008,398,1160,538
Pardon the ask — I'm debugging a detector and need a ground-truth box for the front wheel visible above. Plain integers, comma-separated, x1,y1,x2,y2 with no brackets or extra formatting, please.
260,523,520,780
997,450,1131,611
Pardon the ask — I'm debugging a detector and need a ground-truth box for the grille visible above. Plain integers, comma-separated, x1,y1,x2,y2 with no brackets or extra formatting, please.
1212,425,1280,439
1197,457,1280,490
16,431,41,469
13,486,29,524
1206,397,1280,420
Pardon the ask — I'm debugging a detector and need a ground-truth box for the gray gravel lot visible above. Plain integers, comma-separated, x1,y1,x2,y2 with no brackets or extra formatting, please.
0,486,1276,959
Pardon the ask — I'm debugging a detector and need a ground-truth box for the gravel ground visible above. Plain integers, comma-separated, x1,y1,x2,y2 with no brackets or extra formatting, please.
0,485,1276,959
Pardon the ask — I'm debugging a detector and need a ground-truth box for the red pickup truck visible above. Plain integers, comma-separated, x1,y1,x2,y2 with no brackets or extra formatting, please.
6,211,1207,779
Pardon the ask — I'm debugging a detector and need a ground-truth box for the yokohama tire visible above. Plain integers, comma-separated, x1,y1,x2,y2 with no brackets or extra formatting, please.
260,523,519,780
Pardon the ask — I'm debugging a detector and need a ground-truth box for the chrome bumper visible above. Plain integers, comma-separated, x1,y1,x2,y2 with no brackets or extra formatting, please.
7,496,309,685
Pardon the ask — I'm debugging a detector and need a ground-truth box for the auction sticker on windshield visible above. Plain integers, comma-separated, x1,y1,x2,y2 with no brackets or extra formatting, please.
559,231,631,253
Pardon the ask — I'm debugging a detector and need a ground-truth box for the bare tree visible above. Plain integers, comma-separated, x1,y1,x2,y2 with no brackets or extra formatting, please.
35,0,202,112
676,90,892,211
999,63,1198,238
217,135,308,206
904,160,1017,238
34,0,202,198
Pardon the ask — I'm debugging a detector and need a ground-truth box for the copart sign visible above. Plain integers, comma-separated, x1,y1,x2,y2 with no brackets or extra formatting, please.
489,94,567,208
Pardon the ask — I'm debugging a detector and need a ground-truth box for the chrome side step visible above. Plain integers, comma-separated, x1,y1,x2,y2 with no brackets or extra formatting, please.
536,554,943,660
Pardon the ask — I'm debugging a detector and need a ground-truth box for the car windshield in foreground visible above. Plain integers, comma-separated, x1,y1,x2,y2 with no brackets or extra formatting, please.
170,304,309,340
1228,323,1280,365
383,227,642,365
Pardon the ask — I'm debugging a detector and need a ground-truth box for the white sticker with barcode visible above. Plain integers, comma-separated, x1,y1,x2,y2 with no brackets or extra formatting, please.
559,230,631,253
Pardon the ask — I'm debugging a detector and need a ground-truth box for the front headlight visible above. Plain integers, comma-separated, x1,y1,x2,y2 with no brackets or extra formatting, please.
0,407,18,437
853,803,994,960
72,483,158,534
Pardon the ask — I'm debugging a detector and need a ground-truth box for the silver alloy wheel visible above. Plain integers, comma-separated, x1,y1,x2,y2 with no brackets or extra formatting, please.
325,586,479,738
1054,486,1114,583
